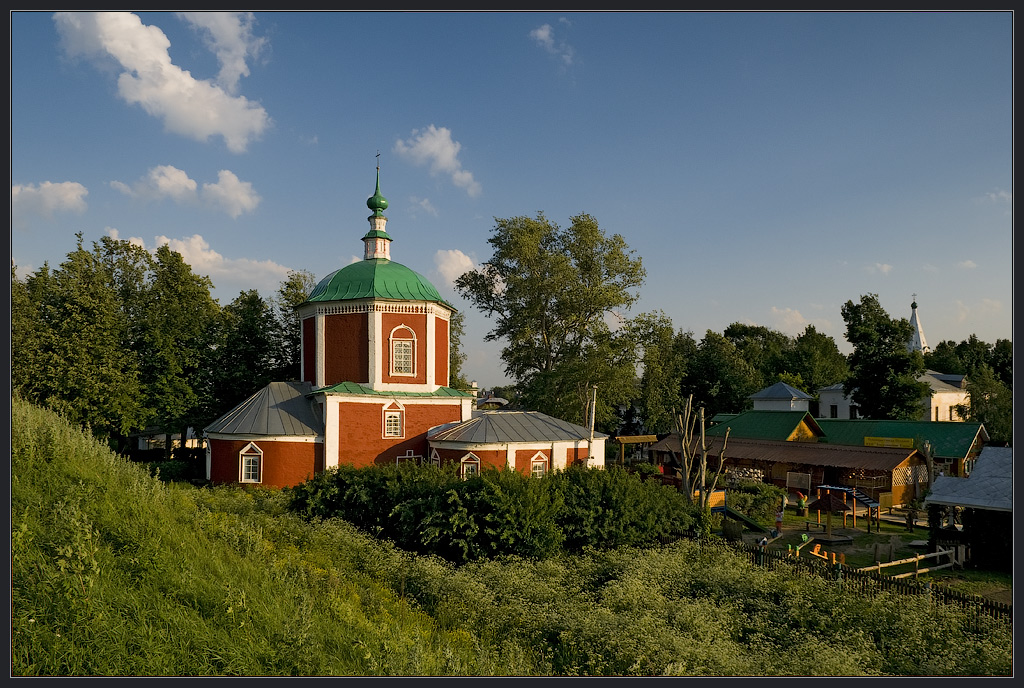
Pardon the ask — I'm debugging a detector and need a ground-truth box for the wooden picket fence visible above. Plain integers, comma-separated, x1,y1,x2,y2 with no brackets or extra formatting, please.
702,538,1012,627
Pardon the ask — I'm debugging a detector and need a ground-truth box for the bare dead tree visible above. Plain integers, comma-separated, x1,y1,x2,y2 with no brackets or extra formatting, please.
671,397,730,512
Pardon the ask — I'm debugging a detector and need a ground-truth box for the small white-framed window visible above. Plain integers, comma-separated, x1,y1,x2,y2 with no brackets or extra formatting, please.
239,442,263,484
383,408,404,438
460,453,480,480
389,325,416,376
429,449,441,467
530,452,549,479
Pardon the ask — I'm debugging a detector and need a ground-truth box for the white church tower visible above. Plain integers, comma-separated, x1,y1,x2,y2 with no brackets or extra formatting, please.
907,294,929,354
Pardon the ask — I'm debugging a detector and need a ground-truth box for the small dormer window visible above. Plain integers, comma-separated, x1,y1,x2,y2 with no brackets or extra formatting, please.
239,442,263,484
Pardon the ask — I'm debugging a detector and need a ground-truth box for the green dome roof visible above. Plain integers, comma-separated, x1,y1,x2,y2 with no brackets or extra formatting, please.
305,259,449,305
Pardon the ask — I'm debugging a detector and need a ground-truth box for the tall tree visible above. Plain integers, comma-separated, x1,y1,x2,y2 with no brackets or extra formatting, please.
455,212,645,424
630,311,698,434
272,269,318,381
682,330,760,418
723,323,793,390
956,365,1012,445
11,263,48,400
210,290,284,419
138,244,220,457
28,235,148,444
786,324,849,395
841,293,929,420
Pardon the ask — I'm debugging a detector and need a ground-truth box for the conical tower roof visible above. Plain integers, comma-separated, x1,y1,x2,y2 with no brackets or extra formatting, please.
908,295,929,353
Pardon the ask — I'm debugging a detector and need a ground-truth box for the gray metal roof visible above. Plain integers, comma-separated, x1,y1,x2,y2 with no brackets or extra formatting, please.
749,381,813,401
925,446,1012,512
204,381,323,436
428,410,606,444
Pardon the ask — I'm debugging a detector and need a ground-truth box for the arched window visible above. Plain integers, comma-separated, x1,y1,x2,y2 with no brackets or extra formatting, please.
530,452,549,478
460,453,480,480
239,442,263,484
389,325,416,376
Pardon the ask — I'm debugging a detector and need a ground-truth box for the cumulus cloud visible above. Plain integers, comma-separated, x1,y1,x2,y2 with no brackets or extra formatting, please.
177,11,266,94
105,227,147,248
154,234,290,293
110,165,259,217
202,170,261,218
11,181,88,229
434,249,476,288
394,125,482,197
957,259,978,270
54,11,270,153
530,22,576,66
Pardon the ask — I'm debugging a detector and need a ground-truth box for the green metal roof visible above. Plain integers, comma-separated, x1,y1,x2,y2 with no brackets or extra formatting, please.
315,380,475,398
303,259,452,306
815,419,988,461
706,410,825,441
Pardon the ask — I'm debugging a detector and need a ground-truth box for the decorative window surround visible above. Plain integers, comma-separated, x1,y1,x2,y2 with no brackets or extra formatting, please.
239,442,263,484
383,404,405,438
461,453,480,479
389,325,416,377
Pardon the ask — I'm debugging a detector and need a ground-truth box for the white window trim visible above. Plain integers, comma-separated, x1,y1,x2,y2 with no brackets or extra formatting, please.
383,404,405,439
429,448,441,467
460,452,481,480
389,325,417,377
396,449,421,465
530,451,549,478
239,441,263,484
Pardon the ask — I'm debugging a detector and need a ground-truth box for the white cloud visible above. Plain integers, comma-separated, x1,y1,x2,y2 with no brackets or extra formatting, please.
409,196,439,217
393,125,482,197
111,164,198,201
110,165,259,217
54,11,270,153
177,12,266,94
981,189,1012,203
866,262,893,275
152,233,290,294
11,181,88,228
201,170,261,218
957,259,978,270
434,249,476,288
529,23,576,66
105,227,147,248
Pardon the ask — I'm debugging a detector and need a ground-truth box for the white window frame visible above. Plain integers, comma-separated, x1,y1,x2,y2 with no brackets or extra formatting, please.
239,442,263,484
429,449,441,467
383,405,405,439
460,453,480,480
389,325,416,377
530,452,549,478
395,449,421,465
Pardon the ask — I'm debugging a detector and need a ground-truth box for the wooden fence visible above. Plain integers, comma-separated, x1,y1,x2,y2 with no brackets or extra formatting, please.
710,538,1012,627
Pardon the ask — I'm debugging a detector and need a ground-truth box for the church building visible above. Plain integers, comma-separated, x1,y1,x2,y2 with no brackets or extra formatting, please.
204,170,476,487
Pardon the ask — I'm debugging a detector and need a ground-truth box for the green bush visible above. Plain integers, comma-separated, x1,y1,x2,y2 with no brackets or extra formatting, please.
725,480,786,525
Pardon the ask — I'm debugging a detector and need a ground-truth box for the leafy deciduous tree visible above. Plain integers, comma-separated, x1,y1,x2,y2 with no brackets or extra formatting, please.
841,293,929,420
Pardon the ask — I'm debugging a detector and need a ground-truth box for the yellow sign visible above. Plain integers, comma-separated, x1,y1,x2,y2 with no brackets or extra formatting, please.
864,436,914,449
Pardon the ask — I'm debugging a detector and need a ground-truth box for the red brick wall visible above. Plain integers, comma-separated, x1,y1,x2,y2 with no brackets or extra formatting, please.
209,438,319,488
434,316,449,386
302,317,316,383
325,312,368,384
381,312,427,385
515,449,550,475
335,400,463,467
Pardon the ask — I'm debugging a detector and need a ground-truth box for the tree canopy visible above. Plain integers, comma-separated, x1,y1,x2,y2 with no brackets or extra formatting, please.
455,212,645,427
841,294,930,420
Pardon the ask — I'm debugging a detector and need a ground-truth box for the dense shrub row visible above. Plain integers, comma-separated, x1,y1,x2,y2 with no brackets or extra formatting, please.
285,463,697,563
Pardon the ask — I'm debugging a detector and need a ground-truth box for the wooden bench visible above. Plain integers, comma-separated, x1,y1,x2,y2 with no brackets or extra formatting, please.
805,521,828,532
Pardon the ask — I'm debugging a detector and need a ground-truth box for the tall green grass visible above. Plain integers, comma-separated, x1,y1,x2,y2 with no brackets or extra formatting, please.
12,396,1013,676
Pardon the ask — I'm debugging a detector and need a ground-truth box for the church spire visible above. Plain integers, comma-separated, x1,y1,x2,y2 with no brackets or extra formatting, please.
362,153,392,260
908,294,929,354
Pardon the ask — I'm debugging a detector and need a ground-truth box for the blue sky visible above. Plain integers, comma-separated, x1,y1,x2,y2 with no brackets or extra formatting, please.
11,11,1013,388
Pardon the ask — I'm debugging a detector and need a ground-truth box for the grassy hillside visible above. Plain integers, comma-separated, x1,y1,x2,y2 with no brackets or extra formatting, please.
11,396,1012,676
